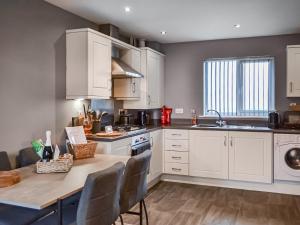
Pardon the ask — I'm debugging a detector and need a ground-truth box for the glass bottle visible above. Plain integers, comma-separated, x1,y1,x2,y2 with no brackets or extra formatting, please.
42,130,53,162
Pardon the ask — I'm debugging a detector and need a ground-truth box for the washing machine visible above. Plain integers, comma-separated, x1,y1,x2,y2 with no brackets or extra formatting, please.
274,134,300,182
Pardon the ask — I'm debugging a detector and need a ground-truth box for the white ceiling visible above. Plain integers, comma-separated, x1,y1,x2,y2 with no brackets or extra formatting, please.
46,0,300,43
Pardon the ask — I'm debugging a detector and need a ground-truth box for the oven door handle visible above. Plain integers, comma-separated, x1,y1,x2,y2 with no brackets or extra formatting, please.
131,142,151,151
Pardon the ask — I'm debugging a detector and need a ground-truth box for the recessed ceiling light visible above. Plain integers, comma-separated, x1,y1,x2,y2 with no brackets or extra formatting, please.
161,31,167,35
124,6,131,13
234,24,241,28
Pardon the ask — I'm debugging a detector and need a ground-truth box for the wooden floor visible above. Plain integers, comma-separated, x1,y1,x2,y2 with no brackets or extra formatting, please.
120,181,300,225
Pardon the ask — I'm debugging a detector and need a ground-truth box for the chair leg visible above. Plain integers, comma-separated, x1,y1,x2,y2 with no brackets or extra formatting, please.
139,201,143,225
119,215,124,225
142,200,149,225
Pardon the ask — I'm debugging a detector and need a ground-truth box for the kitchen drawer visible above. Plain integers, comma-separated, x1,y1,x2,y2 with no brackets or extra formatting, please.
165,163,188,175
164,151,189,164
165,139,189,151
164,129,189,140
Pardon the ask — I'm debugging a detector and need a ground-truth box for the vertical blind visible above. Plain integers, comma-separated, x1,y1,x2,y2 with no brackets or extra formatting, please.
204,57,275,117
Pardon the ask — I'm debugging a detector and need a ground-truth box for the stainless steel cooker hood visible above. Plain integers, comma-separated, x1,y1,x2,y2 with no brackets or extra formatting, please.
111,58,143,78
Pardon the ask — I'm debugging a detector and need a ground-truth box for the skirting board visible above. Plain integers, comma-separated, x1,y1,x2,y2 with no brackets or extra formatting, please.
147,175,161,189
161,174,300,196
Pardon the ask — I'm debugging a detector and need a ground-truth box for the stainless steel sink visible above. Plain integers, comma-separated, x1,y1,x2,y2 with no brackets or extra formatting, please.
192,124,219,128
191,124,263,130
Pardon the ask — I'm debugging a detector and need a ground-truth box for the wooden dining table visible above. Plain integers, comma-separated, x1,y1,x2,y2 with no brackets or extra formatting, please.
0,154,129,225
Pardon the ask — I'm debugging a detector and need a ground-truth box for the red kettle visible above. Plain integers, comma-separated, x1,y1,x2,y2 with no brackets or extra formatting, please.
161,106,172,125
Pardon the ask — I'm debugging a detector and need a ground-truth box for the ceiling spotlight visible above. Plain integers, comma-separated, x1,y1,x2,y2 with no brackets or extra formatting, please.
161,31,167,35
234,24,241,28
124,6,131,13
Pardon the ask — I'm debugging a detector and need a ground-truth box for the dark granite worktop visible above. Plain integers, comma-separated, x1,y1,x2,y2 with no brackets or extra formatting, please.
87,123,300,142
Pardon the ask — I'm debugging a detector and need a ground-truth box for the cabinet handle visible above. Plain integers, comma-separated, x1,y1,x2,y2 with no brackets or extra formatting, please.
290,82,293,93
224,136,227,146
151,137,154,147
171,134,181,136
147,95,151,105
132,81,136,93
171,156,182,160
230,137,233,147
172,168,182,172
172,144,181,147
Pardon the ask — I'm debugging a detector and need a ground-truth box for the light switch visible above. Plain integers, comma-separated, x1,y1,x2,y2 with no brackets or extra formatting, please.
175,108,184,114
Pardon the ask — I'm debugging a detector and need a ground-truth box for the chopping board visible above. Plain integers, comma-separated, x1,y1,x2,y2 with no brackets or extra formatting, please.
0,171,21,188
96,131,124,137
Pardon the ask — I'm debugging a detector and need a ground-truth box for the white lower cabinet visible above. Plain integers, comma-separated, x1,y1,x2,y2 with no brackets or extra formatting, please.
189,130,228,179
95,137,131,155
148,130,163,183
163,129,189,176
228,132,273,183
188,130,273,183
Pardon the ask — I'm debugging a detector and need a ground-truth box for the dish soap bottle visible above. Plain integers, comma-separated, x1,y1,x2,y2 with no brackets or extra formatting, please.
42,130,53,162
191,109,197,125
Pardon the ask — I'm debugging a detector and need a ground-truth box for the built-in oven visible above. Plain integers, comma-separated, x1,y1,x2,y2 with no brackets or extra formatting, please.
131,133,151,156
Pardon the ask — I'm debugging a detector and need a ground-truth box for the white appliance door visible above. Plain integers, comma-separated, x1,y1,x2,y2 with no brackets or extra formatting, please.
279,143,300,177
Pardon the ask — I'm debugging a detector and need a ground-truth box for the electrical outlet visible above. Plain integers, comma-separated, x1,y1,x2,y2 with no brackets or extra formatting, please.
175,108,184,114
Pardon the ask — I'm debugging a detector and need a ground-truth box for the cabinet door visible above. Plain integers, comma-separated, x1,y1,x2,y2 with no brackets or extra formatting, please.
149,130,163,181
229,132,272,183
287,46,300,97
147,51,160,108
159,55,165,106
189,130,228,179
88,32,112,98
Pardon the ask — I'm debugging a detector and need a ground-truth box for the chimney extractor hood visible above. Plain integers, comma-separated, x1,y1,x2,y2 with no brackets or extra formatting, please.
111,58,143,78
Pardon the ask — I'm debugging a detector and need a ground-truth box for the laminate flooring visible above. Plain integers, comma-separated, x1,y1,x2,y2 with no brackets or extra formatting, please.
119,182,300,225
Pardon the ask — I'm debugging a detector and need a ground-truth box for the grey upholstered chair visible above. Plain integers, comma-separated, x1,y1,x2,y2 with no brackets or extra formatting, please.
70,162,125,225
119,150,152,225
0,151,11,171
17,147,40,168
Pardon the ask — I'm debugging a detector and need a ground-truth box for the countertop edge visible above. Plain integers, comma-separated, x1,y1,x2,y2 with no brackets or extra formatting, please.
87,124,300,142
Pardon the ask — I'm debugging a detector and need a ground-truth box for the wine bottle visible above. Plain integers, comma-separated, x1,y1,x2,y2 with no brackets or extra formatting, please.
42,130,53,162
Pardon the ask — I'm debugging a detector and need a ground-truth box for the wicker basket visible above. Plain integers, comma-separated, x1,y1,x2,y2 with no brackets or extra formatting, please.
68,141,97,160
36,154,73,174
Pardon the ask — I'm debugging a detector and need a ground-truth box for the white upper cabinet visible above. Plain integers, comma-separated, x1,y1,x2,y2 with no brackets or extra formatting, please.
66,29,112,99
287,45,300,97
123,47,165,109
113,49,141,100
228,132,273,184
189,130,229,179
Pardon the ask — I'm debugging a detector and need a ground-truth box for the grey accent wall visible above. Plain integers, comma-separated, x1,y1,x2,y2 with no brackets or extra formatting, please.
162,34,300,119
0,0,97,161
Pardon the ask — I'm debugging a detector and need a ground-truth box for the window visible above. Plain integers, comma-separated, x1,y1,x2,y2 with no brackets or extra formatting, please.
204,57,275,117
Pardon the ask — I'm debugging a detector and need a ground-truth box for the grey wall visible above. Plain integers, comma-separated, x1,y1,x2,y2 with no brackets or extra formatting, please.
0,0,97,162
162,34,300,119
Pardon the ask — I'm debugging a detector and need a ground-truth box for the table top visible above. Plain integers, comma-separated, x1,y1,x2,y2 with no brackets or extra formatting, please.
0,154,129,209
